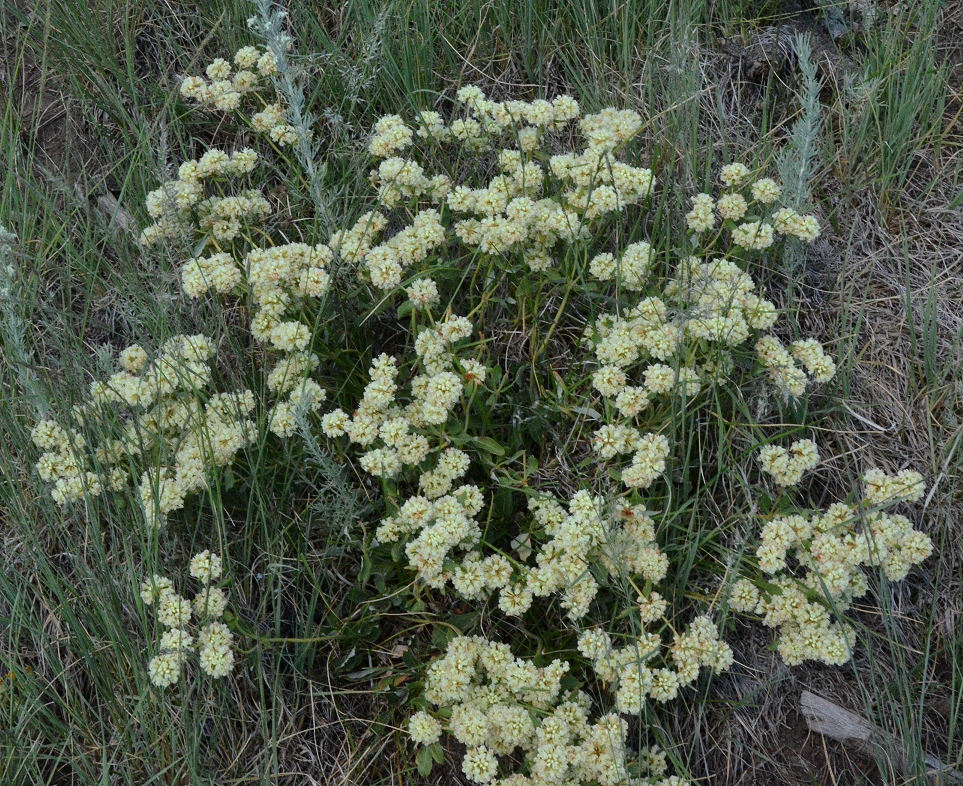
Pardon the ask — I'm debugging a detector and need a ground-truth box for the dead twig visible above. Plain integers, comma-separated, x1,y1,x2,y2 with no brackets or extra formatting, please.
800,690,963,784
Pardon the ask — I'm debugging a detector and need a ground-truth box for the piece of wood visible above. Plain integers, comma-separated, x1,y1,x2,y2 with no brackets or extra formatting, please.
800,690,963,784
801,690,877,743
96,193,135,237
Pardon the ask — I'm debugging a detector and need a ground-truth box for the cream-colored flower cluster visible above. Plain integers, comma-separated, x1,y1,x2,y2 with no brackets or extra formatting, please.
758,438,820,487
668,256,780,343
178,46,298,146
244,242,334,343
143,550,235,687
500,495,669,620
166,168,336,438
140,147,264,245
320,310,675,617
29,50,938,785
326,97,882,780
318,267,674,624
788,337,837,383
413,635,684,786
684,163,821,251
755,334,836,398
371,461,670,621
862,467,925,505
587,254,783,389
589,242,653,290
312,94,690,640
146,139,339,443
358,208,446,290
319,319,491,588
37,99,341,523
733,466,932,665
585,251,833,488
138,386,257,529
32,335,257,528
31,417,108,506
361,86,654,291
36,49,340,695
577,613,732,713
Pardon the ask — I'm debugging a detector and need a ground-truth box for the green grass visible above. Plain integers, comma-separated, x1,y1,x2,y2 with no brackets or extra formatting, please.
2,0,961,784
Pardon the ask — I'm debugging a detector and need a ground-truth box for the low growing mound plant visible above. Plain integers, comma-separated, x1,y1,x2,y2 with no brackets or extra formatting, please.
24,21,933,785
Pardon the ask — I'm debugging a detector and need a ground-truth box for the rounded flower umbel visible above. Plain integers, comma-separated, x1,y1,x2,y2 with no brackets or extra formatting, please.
732,465,932,666
143,551,236,688
758,438,820,487
413,635,645,785
178,44,291,143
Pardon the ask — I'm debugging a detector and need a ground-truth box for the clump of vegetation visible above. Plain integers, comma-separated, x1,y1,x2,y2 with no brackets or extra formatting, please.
22,28,937,783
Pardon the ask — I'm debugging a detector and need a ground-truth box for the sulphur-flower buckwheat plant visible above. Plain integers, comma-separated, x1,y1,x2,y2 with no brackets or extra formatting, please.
25,28,935,781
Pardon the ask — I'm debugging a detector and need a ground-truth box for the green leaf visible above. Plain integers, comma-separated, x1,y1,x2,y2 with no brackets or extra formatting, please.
346,665,385,681
447,612,478,632
429,742,444,763
472,435,505,456
492,486,514,521
358,554,373,584
571,405,602,420
560,674,582,692
526,454,539,476
416,745,434,776
431,624,458,650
